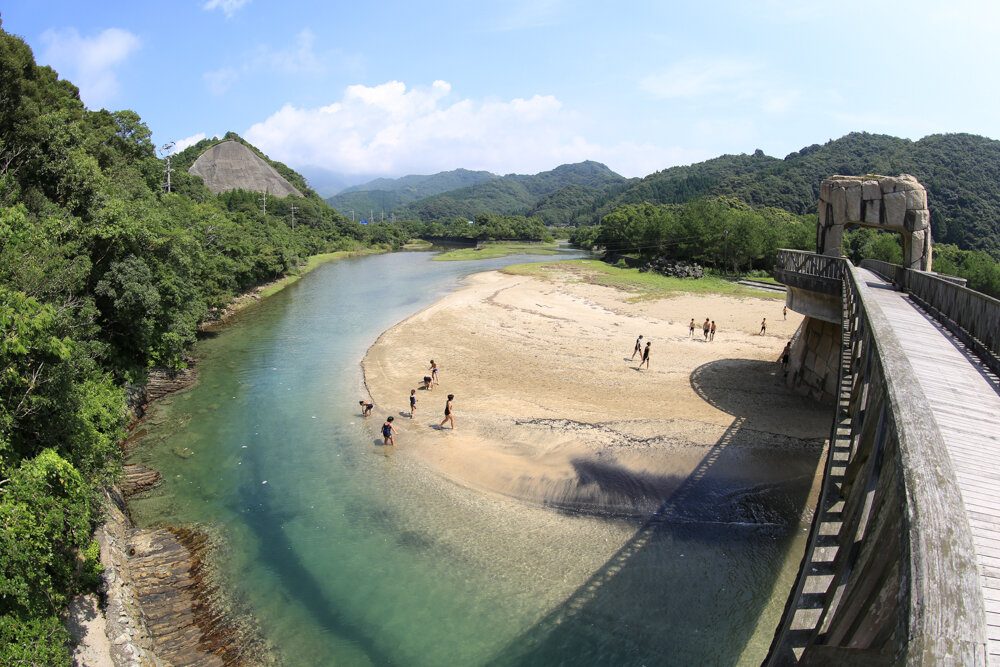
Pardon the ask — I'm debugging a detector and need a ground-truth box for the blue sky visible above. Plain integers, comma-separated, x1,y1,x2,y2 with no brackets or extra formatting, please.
3,1,999,193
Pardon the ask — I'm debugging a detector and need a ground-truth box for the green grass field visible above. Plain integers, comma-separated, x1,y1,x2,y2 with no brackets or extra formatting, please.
502,259,785,301
432,241,561,261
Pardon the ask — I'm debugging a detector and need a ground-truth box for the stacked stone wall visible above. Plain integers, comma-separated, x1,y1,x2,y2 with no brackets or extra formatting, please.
786,316,841,404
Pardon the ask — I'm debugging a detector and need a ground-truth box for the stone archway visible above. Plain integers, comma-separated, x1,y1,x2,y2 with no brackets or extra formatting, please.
817,174,932,271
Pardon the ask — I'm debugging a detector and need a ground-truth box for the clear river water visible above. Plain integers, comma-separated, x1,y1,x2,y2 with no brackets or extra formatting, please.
128,250,818,666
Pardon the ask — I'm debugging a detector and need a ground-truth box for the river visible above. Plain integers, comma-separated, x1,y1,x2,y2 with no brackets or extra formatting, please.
127,250,817,666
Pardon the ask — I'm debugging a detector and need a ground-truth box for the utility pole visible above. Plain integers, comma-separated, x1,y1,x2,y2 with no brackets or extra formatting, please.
723,229,729,274
260,188,268,216
290,204,298,231
349,210,355,222
160,141,175,193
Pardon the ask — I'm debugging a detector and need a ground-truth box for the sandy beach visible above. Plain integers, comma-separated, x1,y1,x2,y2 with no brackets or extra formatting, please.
362,263,831,517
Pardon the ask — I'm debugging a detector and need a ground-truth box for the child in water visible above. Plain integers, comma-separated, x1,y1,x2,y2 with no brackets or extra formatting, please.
409,389,417,419
359,400,373,417
382,416,397,446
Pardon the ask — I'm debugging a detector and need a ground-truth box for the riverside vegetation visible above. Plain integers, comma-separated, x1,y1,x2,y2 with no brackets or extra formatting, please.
2,14,1000,664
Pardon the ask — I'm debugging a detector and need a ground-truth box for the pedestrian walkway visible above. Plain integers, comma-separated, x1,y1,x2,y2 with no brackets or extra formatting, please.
859,268,1000,664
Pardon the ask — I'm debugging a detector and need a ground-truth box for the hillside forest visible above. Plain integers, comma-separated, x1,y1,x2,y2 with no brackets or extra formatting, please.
2,16,1000,664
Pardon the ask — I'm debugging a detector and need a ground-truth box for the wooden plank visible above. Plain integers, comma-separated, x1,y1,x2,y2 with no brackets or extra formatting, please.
953,469,1000,489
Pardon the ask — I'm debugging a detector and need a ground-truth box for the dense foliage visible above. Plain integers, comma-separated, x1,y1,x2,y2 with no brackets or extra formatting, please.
392,213,550,243
571,133,1000,258
0,23,377,663
931,244,1000,298
575,198,815,273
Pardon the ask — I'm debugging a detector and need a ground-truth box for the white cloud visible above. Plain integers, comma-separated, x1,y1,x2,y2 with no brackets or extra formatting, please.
172,133,208,154
640,57,760,100
39,27,141,109
203,0,251,18
640,57,801,117
253,29,323,74
204,66,240,95
244,80,667,178
492,0,567,31
202,30,356,95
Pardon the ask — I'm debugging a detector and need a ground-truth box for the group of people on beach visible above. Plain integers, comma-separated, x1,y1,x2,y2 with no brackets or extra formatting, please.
361,359,455,447
630,305,786,371
689,318,717,341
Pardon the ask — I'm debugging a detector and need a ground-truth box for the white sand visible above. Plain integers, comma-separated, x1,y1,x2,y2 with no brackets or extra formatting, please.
362,266,830,514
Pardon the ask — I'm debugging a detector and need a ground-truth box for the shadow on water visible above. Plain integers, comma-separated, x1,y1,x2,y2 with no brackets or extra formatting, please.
239,456,398,667
485,360,823,666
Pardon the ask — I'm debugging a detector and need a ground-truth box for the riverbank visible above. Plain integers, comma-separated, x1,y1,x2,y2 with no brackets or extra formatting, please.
432,240,561,261
362,261,830,516
200,246,389,329
77,247,395,665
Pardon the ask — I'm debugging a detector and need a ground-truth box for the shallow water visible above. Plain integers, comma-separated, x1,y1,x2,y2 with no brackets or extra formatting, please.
128,251,822,666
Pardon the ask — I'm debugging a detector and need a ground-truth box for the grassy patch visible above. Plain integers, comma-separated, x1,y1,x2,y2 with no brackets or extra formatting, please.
432,241,561,261
258,247,388,298
503,259,785,301
402,238,434,250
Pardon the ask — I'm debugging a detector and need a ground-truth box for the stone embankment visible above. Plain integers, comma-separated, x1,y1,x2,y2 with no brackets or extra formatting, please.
639,257,704,278
83,365,275,666
97,487,273,666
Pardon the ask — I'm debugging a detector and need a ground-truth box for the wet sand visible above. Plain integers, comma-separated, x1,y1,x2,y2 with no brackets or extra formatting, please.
361,265,831,517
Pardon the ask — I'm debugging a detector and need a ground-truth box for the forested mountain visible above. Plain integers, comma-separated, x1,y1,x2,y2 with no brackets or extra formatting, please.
571,133,1000,257
392,161,627,221
325,168,497,220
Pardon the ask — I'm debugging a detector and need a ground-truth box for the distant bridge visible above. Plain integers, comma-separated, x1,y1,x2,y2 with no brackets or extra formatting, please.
767,249,1000,665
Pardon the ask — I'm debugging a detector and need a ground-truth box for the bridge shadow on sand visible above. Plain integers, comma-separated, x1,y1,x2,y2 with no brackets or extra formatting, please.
485,360,823,666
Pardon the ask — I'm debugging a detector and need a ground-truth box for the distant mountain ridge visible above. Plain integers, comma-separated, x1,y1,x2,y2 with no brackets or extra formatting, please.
327,161,627,222
325,168,498,220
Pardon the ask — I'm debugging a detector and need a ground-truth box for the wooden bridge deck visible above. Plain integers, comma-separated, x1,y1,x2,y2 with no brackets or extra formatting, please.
860,268,1000,663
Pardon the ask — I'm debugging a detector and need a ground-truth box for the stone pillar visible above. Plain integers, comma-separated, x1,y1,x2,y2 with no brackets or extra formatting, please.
816,174,933,272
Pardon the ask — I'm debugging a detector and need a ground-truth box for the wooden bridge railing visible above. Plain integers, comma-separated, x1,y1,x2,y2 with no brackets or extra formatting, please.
768,251,987,664
775,248,845,281
860,259,1000,379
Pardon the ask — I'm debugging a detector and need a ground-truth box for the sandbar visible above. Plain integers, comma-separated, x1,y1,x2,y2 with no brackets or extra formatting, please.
362,264,831,518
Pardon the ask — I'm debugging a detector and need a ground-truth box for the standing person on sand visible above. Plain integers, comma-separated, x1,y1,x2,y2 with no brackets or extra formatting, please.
429,360,439,385
409,389,417,419
440,394,455,430
783,305,787,320
631,335,644,360
689,319,696,337
703,318,710,340
760,318,767,335
710,320,716,341
640,341,651,369
382,416,397,446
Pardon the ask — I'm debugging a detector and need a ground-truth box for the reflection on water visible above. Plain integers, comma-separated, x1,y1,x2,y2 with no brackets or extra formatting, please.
128,251,822,666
